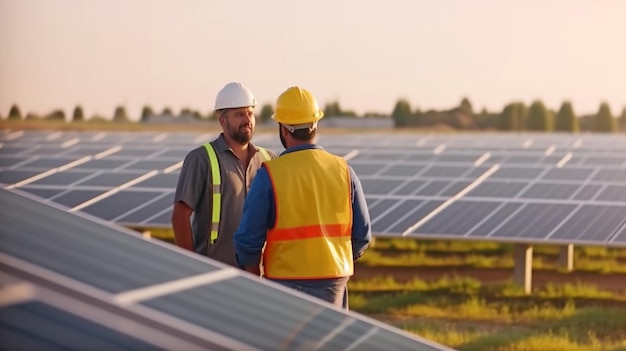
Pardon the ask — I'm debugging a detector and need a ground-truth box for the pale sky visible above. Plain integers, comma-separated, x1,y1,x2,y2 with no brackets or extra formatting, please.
1,0,625,120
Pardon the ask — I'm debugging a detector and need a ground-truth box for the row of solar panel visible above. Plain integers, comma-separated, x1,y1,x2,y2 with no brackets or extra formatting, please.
3,129,626,149
0,188,451,351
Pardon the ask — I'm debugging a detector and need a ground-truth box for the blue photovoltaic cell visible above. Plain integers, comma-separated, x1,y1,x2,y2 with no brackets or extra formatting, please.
0,302,167,351
592,169,626,182
52,190,107,208
582,156,624,166
415,181,453,196
110,148,162,157
17,158,78,169
549,205,626,242
116,193,174,223
132,173,180,189
492,167,544,179
19,187,66,200
28,171,93,186
572,184,604,201
467,181,527,198
404,154,436,162
350,163,385,176
490,203,577,239
503,156,542,164
421,166,470,178
121,160,180,171
64,146,118,156
595,185,626,202
381,165,424,177
79,191,164,220
373,199,425,233
0,157,31,168
393,180,428,195
519,183,580,200
435,155,480,163
387,200,444,233
440,181,472,196
416,201,501,235
468,202,523,237
367,198,401,219
144,209,173,226
0,170,42,185
73,159,133,170
157,149,195,158
542,168,593,181
21,147,66,156
360,179,406,195
75,172,145,187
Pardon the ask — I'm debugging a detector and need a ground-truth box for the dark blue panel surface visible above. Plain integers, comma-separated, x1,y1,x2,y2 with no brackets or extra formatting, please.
0,156,31,167
132,173,179,189
368,199,401,220
421,166,470,178
468,202,523,236
490,203,577,239
350,163,385,176
417,201,501,235
80,191,164,220
572,184,604,201
361,179,405,195
28,171,93,186
76,172,145,187
380,165,424,177
116,192,174,223
387,200,444,233
415,181,453,196
592,169,626,182
19,187,65,200
121,160,180,171
18,158,78,169
53,190,107,208
0,302,167,351
0,170,41,184
519,183,580,200
550,205,626,242
74,159,132,170
0,189,222,293
467,181,527,198
393,180,428,195
596,185,626,202
492,167,544,179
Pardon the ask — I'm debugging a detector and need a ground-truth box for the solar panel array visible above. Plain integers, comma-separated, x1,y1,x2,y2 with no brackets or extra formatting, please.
1,129,626,247
0,187,451,351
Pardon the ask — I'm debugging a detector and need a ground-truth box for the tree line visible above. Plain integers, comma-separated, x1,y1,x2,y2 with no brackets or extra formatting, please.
4,97,626,132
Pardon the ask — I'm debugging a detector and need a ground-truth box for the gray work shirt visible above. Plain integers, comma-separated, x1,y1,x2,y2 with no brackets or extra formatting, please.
174,133,276,267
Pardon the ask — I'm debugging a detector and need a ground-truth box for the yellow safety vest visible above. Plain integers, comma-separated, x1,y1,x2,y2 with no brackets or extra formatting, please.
262,149,353,279
204,143,271,244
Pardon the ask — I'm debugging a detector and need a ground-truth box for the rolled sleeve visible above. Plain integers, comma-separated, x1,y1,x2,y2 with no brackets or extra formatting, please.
234,166,273,267
349,167,372,260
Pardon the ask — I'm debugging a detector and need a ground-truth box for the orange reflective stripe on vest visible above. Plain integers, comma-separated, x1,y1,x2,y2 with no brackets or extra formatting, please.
263,149,353,279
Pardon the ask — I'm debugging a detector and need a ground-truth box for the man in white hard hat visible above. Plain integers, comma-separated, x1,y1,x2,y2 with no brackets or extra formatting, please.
172,82,277,267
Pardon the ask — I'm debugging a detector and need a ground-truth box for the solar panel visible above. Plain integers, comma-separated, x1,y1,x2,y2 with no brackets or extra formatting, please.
0,188,452,351
2,130,626,249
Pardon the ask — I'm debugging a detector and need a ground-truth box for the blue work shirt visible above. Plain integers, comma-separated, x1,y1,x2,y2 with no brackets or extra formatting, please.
234,144,372,270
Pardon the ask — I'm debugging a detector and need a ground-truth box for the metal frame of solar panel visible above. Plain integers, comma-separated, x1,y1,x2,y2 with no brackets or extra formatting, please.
2,130,625,248
0,187,452,351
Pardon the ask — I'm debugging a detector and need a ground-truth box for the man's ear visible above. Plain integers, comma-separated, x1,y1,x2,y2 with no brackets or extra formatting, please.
218,111,226,128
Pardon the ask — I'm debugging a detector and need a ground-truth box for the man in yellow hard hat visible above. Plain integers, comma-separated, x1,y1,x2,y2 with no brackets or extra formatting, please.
233,86,372,309
172,82,277,267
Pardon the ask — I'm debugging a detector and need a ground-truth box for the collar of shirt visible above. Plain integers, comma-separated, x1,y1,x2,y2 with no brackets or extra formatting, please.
214,133,261,154
280,143,323,156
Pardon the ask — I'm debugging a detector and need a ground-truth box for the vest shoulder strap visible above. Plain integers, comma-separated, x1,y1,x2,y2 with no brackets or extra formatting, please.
203,143,221,244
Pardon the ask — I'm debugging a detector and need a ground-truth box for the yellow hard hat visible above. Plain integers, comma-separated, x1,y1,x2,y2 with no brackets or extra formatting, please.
272,86,324,125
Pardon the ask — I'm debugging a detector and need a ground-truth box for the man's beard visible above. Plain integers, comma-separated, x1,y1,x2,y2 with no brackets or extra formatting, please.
230,124,253,144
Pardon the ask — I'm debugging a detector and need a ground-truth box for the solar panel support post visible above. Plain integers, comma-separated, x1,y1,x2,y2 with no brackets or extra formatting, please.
513,243,533,294
558,244,574,272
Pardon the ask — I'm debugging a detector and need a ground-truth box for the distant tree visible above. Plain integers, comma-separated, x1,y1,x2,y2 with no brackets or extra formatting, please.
162,107,173,116
192,110,204,120
497,103,516,131
475,107,492,129
391,99,412,127
259,103,274,123
25,113,40,120
410,108,423,127
554,101,578,132
45,109,66,121
512,102,527,131
179,108,192,117
526,100,550,131
113,106,128,122
618,107,626,131
8,104,22,120
323,101,341,118
593,102,616,132
140,105,154,122
72,105,84,122
459,97,473,115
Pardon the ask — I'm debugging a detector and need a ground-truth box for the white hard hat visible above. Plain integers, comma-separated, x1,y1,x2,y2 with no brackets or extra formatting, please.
214,82,256,111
